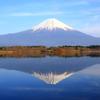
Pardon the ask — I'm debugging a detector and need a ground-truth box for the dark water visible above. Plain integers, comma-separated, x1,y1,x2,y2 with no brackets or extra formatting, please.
0,57,100,100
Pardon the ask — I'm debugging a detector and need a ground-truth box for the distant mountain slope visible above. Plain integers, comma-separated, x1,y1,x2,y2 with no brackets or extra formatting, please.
0,18,100,46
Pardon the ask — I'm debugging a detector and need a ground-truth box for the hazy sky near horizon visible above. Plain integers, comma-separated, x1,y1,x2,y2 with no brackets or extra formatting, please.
0,0,100,37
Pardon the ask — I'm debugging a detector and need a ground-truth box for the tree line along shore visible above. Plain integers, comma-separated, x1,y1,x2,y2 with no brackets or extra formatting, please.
0,45,100,57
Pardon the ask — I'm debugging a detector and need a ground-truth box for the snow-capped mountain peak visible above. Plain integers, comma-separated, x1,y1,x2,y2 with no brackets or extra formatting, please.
32,18,73,31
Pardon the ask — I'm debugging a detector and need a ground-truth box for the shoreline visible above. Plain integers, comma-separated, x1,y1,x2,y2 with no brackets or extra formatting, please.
0,46,100,57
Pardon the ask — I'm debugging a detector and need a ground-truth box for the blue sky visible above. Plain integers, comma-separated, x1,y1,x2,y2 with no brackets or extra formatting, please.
0,0,100,37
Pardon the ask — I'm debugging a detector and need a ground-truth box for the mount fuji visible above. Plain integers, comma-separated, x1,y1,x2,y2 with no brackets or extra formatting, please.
0,18,100,46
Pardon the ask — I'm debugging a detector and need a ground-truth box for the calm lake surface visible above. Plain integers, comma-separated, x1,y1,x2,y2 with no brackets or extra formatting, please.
0,57,100,100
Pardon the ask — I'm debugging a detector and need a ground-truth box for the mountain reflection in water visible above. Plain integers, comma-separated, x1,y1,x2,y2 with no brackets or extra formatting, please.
33,72,73,84
0,57,100,100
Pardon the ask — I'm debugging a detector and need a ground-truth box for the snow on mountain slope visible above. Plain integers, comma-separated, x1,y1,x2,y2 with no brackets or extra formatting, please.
32,18,73,31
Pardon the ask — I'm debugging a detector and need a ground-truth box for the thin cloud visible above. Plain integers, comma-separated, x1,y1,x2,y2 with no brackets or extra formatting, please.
11,13,33,16
82,25,100,37
10,11,64,17
62,0,89,7
85,7,100,14
80,15,100,37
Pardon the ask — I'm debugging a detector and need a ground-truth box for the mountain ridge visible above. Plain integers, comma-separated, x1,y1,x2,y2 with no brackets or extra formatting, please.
0,18,100,46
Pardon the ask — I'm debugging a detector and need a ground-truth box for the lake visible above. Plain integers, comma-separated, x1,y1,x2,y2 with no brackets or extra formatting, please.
0,57,100,100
